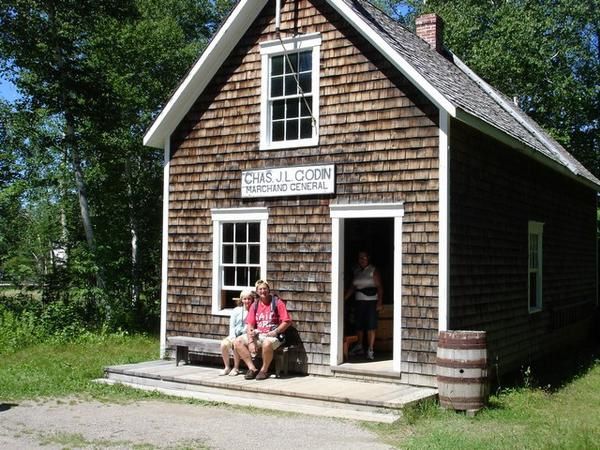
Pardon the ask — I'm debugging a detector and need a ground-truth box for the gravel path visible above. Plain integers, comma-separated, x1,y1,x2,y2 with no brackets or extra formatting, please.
0,398,395,449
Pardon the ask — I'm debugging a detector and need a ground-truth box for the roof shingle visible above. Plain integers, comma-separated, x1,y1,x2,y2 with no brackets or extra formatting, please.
344,0,599,187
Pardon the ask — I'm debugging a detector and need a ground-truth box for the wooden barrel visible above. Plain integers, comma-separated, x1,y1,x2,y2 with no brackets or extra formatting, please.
437,330,489,412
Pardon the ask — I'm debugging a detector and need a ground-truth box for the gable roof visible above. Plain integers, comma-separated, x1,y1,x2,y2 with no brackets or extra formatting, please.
143,0,600,190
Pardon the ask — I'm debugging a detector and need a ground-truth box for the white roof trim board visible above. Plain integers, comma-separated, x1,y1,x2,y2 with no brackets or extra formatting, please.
143,0,599,190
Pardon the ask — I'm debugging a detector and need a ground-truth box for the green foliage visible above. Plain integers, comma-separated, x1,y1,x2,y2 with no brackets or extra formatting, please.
401,398,443,425
1,284,139,353
0,0,234,331
0,307,44,351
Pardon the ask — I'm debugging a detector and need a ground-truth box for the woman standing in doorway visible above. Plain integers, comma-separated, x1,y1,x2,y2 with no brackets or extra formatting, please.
344,250,384,360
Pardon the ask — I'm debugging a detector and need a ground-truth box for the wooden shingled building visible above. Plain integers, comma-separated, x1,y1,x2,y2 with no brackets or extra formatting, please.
143,0,599,388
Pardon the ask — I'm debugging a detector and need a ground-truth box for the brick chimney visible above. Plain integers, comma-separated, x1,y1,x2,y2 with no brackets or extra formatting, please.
415,13,444,53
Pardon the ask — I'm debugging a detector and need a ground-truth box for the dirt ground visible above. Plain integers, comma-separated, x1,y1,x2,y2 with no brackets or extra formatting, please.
0,397,395,449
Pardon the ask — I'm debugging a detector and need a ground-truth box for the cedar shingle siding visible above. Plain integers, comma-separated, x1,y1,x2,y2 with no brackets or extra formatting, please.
158,0,598,385
168,0,439,377
450,120,597,375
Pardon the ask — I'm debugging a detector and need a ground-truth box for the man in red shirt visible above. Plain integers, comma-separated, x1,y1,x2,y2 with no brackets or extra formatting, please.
235,280,292,380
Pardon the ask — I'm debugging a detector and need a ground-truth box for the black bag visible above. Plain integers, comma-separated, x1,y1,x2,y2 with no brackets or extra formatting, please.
358,287,377,296
277,325,300,347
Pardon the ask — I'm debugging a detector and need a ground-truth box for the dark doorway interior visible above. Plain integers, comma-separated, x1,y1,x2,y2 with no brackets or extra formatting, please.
343,218,394,359
343,218,394,302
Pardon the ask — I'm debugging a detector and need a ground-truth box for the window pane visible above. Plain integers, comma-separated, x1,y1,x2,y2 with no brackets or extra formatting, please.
300,118,312,139
223,223,234,242
300,97,311,117
217,218,265,305
272,121,284,141
271,55,284,76
235,223,246,242
224,267,235,286
223,290,238,309
236,244,247,263
273,100,285,120
237,267,248,286
287,98,299,118
223,244,234,264
248,222,260,241
250,267,261,285
529,273,537,307
271,77,283,97
529,233,538,269
299,51,311,71
299,72,311,93
249,244,260,263
284,74,297,96
286,53,298,73
287,119,299,140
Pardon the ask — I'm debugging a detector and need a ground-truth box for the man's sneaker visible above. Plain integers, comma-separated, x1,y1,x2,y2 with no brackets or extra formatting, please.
366,348,375,360
348,344,364,356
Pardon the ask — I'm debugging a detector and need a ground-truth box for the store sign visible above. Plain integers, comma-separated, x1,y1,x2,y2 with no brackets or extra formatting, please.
241,164,335,198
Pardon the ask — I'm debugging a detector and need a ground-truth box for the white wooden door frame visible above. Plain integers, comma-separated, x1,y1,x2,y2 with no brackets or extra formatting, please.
329,202,404,372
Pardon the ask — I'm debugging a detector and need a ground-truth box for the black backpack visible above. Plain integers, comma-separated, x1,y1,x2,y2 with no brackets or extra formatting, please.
253,295,299,347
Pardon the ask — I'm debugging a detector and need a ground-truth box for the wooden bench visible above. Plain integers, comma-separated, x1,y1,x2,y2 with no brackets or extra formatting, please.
167,336,293,378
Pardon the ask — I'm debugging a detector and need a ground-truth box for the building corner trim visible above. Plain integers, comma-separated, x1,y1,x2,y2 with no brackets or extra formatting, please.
159,138,171,358
439,111,450,332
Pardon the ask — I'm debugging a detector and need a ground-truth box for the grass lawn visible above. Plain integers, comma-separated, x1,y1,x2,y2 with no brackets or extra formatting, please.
368,346,600,449
0,333,161,401
1,334,599,449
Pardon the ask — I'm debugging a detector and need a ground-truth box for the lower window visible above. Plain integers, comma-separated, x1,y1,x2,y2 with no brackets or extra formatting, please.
528,221,544,312
211,208,268,312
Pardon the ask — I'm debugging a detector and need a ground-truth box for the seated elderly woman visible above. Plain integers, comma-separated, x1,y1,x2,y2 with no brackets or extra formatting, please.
234,280,292,381
219,289,255,376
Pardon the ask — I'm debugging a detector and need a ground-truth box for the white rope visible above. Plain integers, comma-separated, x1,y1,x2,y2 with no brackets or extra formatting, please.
277,32,317,128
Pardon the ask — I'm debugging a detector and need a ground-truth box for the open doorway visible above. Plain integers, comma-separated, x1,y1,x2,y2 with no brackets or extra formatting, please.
329,202,404,374
343,218,394,363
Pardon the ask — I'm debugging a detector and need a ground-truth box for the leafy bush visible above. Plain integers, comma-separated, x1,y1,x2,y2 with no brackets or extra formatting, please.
0,306,44,352
2,254,37,287
1,288,111,353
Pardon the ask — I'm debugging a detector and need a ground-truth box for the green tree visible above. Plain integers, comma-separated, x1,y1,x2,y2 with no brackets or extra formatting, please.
0,0,230,328
0,102,67,286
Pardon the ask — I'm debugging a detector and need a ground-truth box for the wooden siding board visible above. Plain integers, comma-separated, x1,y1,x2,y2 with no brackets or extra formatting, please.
166,0,440,377
449,119,597,378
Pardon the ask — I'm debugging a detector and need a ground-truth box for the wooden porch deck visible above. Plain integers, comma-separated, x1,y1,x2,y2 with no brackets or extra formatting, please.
100,360,438,423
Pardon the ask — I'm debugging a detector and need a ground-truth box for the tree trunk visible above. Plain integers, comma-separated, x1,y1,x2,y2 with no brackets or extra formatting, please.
67,123,94,249
64,112,104,289
59,149,69,243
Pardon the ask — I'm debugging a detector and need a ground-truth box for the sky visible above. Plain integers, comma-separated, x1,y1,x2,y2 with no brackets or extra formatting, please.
0,76,19,102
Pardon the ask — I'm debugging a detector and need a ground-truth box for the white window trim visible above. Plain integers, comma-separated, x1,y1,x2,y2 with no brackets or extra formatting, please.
259,33,321,150
528,221,544,313
211,207,268,315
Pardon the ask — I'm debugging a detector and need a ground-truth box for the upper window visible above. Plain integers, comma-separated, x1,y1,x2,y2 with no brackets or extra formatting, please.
211,208,268,314
260,33,321,150
528,221,544,313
